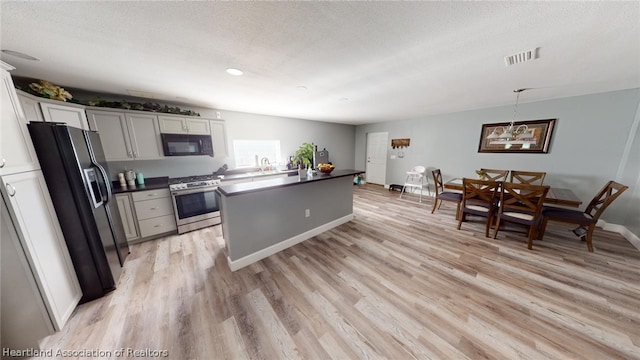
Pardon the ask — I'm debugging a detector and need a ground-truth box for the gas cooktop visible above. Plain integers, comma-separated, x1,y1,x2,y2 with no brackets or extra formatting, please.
168,174,220,191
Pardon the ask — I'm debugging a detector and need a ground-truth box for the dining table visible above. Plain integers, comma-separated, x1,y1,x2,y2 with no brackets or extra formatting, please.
443,178,583,208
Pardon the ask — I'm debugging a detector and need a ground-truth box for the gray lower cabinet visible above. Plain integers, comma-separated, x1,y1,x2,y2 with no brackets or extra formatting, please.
115,193,139,241
116,189,176,242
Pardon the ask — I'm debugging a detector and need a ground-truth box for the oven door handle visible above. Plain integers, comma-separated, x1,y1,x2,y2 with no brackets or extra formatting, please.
171,186,219,196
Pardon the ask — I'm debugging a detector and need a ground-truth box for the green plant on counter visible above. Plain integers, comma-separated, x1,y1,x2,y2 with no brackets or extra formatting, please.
292,142,314,169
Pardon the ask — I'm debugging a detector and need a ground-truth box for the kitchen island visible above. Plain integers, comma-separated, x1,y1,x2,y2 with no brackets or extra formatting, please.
217,169,362,271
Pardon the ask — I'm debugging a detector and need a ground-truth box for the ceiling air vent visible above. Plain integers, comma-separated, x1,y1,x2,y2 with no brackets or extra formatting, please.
504,47,539,67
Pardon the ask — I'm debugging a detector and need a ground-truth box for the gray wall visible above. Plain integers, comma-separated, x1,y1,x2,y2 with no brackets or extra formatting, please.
621,99,640,236
355,88,640,229
107,108,356,179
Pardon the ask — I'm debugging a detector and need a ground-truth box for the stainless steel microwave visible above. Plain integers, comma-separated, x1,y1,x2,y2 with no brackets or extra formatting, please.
161,133,213,157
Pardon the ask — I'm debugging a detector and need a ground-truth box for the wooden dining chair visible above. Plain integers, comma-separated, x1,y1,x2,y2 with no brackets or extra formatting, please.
493,182,550,250
431,169,462,217
457,178,500,237
537,181,628,252
510,170,546,185
480,168,509,182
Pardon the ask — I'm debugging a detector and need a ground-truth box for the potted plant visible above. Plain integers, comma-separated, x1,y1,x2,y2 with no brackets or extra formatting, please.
292,142,314,178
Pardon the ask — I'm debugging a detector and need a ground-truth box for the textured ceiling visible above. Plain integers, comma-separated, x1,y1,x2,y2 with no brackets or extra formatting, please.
1,2,638,125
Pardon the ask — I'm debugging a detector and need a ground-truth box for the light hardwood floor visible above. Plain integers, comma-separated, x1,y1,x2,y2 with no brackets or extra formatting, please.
42,184,640,359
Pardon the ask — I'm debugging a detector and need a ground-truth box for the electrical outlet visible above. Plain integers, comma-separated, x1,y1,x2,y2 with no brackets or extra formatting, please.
305,209,310,218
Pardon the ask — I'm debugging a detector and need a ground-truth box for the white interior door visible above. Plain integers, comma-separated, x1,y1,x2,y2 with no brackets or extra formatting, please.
365,132,388,185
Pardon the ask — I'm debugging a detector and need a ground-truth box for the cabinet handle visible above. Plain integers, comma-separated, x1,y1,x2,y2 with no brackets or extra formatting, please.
150,207,157,210
153,224,162,228
0,158,5,168
148,193,157,196
6,184,16,197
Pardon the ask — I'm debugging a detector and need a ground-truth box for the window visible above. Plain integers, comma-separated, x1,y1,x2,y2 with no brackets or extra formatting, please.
233,140,281,168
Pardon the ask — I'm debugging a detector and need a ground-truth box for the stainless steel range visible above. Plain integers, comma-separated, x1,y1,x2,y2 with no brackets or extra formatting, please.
169,175,221,234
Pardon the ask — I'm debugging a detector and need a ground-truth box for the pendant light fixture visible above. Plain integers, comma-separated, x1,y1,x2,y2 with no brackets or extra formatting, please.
486,88,533,142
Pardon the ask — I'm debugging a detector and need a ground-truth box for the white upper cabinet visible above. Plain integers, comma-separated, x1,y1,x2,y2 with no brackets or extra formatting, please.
16,90,44,123
1,170,82,330
125,113,164,160
0,63,40,175
39,102,89,130
158,115,210,135
210,120,229,159
86,110,132,161
157,116,184,133
87,109,163,161
185,118,210,134
17,89,89,130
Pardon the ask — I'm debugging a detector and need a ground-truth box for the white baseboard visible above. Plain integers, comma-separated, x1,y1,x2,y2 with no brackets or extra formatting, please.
227,214,354,271
600,220,640,250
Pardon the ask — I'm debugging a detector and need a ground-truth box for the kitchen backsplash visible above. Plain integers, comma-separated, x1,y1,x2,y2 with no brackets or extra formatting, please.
106,157,225,180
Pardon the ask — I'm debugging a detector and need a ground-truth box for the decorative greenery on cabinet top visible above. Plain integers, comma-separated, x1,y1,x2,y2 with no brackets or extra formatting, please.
15,78,201,117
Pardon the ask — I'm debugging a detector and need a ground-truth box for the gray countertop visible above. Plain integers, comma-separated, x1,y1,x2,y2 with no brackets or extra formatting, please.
112,176,169,194
217,169,364,197
111,170,299,194
218,169,298,182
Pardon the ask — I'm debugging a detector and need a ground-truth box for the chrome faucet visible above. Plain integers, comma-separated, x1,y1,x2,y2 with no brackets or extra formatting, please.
260,157,270,171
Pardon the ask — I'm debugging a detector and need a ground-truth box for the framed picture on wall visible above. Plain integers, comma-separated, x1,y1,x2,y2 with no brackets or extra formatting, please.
478,119,556,153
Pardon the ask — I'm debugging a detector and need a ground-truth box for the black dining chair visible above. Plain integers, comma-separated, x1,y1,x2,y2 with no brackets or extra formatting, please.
537,181,628,252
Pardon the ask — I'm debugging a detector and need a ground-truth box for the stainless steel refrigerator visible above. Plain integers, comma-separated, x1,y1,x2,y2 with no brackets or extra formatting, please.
27,122,129,303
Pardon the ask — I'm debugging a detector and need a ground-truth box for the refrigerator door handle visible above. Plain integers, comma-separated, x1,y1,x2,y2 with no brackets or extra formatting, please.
94,162,112,204
84,131,112,204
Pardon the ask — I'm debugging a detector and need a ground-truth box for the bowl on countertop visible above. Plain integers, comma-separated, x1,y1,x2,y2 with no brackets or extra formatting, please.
318,165,335,175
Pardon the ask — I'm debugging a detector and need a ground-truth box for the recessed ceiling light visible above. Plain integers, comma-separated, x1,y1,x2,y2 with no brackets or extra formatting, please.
1,49,40,61
296,86,308,91
339,97,349,102
226,68,243,76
